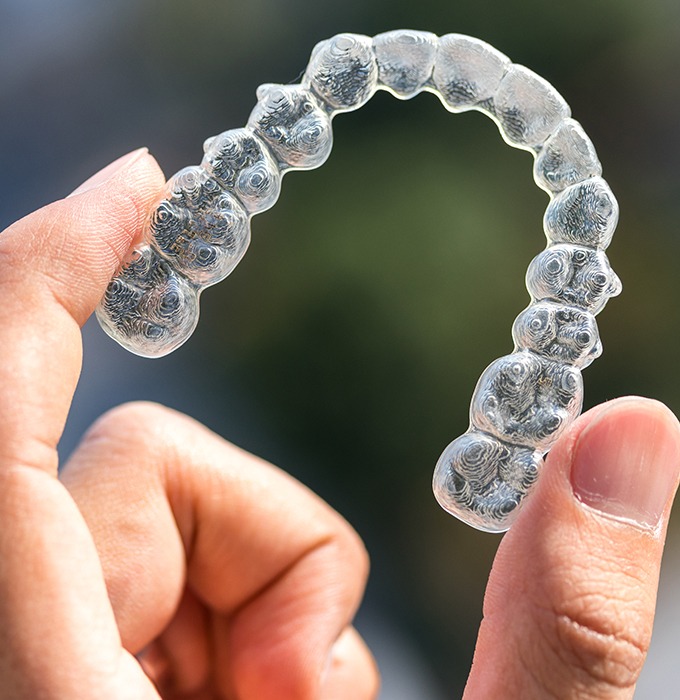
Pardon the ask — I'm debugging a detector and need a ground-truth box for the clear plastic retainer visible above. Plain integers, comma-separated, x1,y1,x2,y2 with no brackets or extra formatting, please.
96,30,621,533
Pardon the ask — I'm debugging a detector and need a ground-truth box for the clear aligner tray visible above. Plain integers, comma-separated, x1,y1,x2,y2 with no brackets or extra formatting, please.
96,31,621,532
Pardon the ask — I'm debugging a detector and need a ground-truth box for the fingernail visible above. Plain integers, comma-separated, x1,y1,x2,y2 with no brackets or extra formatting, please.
68,147,149,196
571,399,680,530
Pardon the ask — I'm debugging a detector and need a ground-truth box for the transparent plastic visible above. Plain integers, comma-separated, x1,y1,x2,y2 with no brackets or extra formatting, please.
512,301,602,369
373,30,438,99
526,244,622,314
433,432,542,532
534,118,602,193
470,352,584,453
201,128,281,214
247,84,333,170
304,33,378,112
493,65,571,149
96,31,622,532
150,166,251,286
96,246,199,357
432,34,510,113
544,176,619,249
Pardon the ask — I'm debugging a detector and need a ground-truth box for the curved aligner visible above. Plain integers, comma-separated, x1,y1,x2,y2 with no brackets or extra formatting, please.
96,30,621,532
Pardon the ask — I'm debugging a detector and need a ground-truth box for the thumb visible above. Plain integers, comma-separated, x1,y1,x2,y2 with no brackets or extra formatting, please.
465,397,680,699
0,148,165,475
2,147,165,326
5,148,165,325
0,150,166,698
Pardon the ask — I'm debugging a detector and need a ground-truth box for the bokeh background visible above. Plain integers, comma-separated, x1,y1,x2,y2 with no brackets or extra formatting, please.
3,0,680,696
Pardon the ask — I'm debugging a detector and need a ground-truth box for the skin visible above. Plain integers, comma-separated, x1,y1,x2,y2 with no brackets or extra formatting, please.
0,148,678,699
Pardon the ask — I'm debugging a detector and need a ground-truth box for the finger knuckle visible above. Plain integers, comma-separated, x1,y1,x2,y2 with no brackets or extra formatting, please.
84,401,178,451
539,591,650,692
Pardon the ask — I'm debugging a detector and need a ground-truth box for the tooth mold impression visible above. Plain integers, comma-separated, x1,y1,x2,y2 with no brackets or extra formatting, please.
97,30,621,533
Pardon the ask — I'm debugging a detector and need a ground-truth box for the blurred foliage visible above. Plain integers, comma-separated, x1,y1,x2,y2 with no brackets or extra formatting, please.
4,0,680,694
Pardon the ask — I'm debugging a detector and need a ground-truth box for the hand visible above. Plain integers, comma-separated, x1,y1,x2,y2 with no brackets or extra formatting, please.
466,396,680,698
0,149,678,700
0,149,376,700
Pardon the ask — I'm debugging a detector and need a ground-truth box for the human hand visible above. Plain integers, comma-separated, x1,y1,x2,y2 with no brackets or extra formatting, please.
465,394,680,698
1,149,678,700
0,149,375,700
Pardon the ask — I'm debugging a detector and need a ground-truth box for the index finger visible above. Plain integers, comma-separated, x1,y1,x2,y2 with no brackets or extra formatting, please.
0,149,165,475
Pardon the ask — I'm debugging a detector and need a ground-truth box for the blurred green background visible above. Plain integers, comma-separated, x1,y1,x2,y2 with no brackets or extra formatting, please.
3,0,680,696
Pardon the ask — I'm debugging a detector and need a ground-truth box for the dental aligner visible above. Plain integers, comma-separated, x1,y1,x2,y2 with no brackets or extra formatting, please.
96,31,621,532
